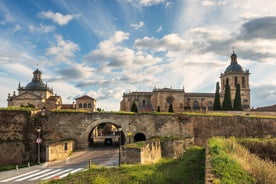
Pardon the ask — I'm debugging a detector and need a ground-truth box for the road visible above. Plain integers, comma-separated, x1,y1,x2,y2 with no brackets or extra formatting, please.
0,144,119,184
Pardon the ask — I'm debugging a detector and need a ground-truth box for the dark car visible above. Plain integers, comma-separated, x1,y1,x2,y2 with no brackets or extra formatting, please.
104,137,113,145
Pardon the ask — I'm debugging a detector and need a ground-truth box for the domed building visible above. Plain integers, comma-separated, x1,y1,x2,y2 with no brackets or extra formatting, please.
120,51,251,112
7,68,62,109
220,51,250,110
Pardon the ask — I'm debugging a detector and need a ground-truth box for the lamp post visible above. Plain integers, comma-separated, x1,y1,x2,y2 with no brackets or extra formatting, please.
118,125,122,167
36,126,42,164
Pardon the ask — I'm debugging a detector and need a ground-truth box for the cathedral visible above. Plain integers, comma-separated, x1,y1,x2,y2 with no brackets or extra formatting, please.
7,68,97,111
7,68,62,109
120,51,251,112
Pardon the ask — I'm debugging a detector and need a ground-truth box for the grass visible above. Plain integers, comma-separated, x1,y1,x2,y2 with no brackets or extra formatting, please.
0,162,36,172
208,137,276,184
45,146,205,184
208,137,255,184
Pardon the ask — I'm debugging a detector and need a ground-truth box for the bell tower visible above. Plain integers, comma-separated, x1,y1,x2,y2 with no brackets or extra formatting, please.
220,51,250,110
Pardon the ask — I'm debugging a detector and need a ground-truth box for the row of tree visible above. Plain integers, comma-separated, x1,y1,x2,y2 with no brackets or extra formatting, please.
213,78,243,111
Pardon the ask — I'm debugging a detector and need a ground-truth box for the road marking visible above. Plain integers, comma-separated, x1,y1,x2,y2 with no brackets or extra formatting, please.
0,170,40,182
59,168,84,178
15,169,53,181
29,169,62,181
41,168,73,180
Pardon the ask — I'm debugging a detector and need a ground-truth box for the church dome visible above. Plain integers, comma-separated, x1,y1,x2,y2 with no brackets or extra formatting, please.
25,81,47,90
224,52,243,73
25,68,47,90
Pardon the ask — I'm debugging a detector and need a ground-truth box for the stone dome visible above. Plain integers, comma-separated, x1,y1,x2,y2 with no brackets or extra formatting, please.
224,52,243,73
25,81,47,90
25,68,47,90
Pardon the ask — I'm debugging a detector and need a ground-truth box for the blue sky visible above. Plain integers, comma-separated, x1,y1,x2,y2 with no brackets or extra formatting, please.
0,0,275,110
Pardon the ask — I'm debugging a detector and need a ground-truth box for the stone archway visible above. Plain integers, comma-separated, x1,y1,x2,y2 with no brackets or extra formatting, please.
134,133,146,142
88,122,126,148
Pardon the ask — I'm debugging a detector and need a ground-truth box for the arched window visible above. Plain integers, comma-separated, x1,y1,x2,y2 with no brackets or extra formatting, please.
88,103,92,108
207,101,213,111
84,103,87,108
142,100,146,106
193,100,200,111
79,103,82,108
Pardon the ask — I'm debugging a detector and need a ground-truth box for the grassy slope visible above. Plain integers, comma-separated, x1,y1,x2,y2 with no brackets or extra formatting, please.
45,146,205,184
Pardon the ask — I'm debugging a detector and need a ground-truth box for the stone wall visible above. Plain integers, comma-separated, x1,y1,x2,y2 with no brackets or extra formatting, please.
45,140,74,162
0,110,275,166
121,140,162,165
160,138,194,159
121,138,193,165
0,110,38,166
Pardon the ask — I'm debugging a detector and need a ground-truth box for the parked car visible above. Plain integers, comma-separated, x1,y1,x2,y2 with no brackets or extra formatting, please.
104,137,113,145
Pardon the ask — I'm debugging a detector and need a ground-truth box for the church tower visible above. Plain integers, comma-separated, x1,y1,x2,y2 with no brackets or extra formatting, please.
220,51,250,110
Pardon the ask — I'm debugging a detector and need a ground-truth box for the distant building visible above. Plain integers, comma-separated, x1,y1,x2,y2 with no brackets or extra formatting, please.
75,95,96,112
61,95,96,112
120,51,251,112
7,68,62,109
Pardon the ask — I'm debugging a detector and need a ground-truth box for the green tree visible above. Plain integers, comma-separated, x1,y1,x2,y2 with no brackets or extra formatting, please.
222,78,232,110
157,106,160,112
168,104,174,113
131,101,138,113
233,83,243,111
213,82,221,110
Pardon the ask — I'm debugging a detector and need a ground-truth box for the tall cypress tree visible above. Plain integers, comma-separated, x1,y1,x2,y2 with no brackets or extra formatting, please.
131,101,138,113
213,82,221,110
233,83,243,111
222,78,232,110
168,104,174,113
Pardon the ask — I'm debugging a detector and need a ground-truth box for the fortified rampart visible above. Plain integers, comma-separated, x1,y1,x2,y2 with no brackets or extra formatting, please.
0,110,275,166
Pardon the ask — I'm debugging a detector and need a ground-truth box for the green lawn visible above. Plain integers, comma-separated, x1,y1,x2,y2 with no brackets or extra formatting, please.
45,146,205,184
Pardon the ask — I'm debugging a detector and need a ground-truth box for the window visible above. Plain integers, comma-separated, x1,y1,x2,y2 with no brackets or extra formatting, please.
242,77,245,88
84,103,87,108
88,103,92,108
142,100,146,106
79,103,82,108
207,101,213,110
193,100,200,111
234,76,238,87
64,143,68,151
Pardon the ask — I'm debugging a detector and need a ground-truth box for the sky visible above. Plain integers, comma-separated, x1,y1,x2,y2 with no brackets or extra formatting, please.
0,0,275,111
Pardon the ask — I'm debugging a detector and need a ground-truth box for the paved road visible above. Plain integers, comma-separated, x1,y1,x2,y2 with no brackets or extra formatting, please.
0,145,119,184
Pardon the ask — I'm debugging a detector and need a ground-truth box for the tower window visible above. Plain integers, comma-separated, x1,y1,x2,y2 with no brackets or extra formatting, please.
234,76,238,87
242,77,245,88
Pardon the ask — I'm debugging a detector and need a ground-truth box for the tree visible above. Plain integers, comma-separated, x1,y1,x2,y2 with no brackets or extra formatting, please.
131,101,138,113
233,83,243,111
168,104,174,113
213,82,221,110
157,106,160,112
222,78,232,110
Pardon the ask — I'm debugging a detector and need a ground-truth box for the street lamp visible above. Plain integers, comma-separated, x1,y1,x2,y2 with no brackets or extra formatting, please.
118,125,122,167
36,126,42,164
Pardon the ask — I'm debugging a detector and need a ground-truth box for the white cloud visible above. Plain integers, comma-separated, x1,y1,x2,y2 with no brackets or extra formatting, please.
135,33,191,52
0,14,15,25
39,11,77,26
130,21,144,30
29,24,55,33
157,26,162,32
126,0,167,7
46,35,79,64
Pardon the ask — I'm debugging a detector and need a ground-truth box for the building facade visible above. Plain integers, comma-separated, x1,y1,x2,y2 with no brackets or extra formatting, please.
7,68,62,109
120,52,250,112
